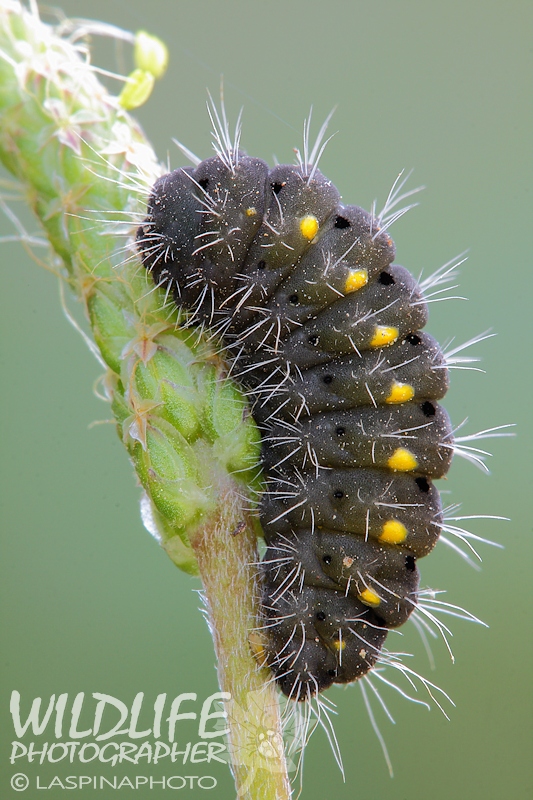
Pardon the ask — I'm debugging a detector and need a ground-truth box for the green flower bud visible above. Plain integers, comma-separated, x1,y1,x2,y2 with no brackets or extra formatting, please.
119,68,155,110
130,417,209,532
132,354,202,443
87,290,133,374
202,368,262,484
134,31,169,79
140,493,199,576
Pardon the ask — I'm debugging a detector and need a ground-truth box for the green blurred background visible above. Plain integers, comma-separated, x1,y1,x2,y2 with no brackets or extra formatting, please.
1,1,531,798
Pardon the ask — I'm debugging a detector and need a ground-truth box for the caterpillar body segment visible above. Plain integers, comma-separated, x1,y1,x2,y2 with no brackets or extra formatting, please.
262,402,453,478
264,529,420,627
251,331,449,419
261,468,443,558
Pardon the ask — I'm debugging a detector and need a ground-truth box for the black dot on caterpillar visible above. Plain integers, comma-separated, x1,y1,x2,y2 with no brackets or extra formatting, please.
135,107,507,707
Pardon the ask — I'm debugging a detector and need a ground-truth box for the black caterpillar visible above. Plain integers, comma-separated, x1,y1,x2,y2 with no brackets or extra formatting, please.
136,137,454,702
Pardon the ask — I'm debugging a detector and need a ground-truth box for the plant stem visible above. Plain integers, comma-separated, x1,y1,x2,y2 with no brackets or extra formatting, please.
191,469,292,799
0,3,291,797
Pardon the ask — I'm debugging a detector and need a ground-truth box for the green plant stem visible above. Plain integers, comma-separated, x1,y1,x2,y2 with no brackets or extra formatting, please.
191,470,292,800
0,3,291,798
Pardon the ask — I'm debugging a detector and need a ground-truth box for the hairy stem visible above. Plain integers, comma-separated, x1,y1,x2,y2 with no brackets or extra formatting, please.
191,470,292,800
0,3,291,797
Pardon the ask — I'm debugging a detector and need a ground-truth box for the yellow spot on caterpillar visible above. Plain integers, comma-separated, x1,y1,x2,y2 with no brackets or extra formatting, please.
386,381,415,404
342,556,354,568
359,588,381,607
299,215,319,241
379,519,408,544
245,207,257,217
332,637,346,651
388,447,418,471
248,631,268,667
370,325,399,348
344,269,368,293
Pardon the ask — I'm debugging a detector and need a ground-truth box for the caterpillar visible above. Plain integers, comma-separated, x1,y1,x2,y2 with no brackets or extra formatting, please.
136,112,471,704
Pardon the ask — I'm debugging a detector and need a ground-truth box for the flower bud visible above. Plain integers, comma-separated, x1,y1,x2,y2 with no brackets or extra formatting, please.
134,31,169,79
119,68,155,110
132,418,209,532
